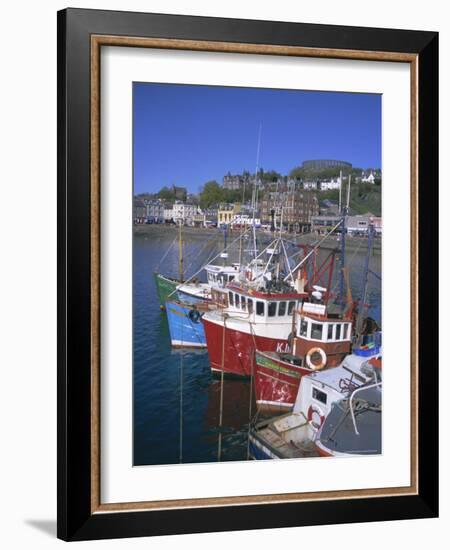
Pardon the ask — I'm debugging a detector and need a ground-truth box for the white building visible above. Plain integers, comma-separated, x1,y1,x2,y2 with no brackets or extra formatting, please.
361,171,376,184
146,199,164,222
346,214,374,235
172,201,199,225
319,177,342,191
163,204,174,222
302,181,318,190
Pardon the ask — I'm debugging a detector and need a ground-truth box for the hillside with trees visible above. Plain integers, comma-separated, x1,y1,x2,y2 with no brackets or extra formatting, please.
321,182,381,216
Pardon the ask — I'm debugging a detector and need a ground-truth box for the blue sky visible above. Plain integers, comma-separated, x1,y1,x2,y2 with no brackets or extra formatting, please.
133,83,381,195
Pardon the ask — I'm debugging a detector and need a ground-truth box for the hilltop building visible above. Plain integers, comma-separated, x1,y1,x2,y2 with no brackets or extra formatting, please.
361,171,376,184
302,159,352,171
172,185,187,201
222,172,251,190
319,177,342,191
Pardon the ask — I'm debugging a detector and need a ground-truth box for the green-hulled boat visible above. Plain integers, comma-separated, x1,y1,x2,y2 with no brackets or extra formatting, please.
154,222,184,310
154,272,179,309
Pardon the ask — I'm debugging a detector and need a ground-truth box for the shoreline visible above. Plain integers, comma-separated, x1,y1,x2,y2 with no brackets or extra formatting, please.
133,223,381,253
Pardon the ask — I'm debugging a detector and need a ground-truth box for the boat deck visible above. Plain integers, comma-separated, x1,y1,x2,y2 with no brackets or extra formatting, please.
252,418,320,459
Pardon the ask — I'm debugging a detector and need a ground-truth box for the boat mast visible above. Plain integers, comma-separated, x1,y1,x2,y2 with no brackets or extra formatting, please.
252,123,262,260
238,172,246,267
178,221,184,283
339,174,351,310
222,225,228,266
355,219,375,341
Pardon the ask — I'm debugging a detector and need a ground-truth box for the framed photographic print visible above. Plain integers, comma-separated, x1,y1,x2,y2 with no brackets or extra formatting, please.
57,8,438,541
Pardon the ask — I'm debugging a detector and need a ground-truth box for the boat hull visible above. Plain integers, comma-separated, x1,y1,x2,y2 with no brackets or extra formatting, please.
254,351,310,414
154,272,210,309
248,434,279,460
254,344,350,414
165,301,207,348
202,317,291,378
154,273,179,309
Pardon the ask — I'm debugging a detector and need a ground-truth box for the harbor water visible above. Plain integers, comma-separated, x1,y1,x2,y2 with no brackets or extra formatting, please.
133,226,381,466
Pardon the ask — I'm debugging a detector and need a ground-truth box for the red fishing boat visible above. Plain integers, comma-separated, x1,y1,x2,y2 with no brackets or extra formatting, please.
202,230,339,377
254,217,380,413
254,301,353,413
202,283,309,377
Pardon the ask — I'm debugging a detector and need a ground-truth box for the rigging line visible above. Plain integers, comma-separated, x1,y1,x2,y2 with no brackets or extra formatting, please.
282,231,334,264
155,235,177,273
247,237,279,267
179,231,218,280
183,238,216,276
283,220,343,282
280,237,294,284
282,230,315,248
246,321,259,460
329,236,365,297
217,315,227,462
167,227,253,300
179,309,184,464
246,359,254,460
257,238,279,282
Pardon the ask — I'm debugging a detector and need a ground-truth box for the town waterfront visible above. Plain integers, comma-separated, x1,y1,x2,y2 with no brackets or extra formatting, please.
133,225,381,466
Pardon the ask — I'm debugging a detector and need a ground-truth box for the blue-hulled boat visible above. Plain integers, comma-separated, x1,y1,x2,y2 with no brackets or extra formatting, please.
165,300,208,348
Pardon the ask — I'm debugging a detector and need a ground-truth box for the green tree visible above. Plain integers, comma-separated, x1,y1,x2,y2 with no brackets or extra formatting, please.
135,192,155,200
259,169,282,183
199,180,224,209
156,186,176,201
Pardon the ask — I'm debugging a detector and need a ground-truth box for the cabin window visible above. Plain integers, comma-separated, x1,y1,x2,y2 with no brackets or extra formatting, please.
335,324,341,340
235,294,240,308
248,300,254,314
268,302,277,317
327,324,333,340
241,297,247,311
300,319,308,337
256,301,265,316
311,323,323,340
312,387,327,405
228,292,234,306
278,301,286,316
288,301,296,314
229,275,234,282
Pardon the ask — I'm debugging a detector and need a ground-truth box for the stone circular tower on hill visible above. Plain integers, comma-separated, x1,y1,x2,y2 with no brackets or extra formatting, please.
302,159,352,170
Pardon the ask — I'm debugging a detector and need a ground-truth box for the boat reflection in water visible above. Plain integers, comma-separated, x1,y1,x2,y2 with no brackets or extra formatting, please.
202,375,256,462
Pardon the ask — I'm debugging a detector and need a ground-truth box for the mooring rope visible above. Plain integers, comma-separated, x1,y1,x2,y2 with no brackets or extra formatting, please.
179,307,184,463
217,315,227,461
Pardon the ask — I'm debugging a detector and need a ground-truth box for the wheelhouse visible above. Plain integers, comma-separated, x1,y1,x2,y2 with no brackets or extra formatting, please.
294,354,380,419
296,303,352,344
226,284,307,322
204,263,240,288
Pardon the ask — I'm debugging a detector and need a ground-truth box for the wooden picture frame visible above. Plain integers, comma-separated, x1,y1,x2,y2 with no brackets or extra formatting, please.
57,8,438,541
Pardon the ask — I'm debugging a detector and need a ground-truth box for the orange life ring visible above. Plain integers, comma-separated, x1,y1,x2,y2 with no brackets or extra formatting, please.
307,404,325,430
306,347,327,370
369,357,382,369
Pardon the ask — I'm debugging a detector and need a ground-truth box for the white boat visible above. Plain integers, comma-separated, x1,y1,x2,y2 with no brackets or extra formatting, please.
248,351,382,459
